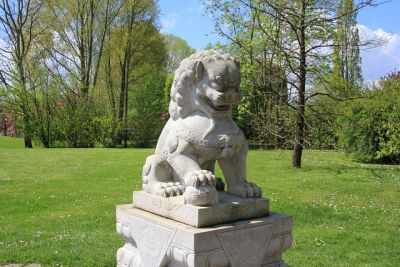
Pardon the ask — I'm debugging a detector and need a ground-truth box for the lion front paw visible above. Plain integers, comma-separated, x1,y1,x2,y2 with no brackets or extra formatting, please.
184,185,218,206
155,182,185,198
185,170,216,188
228,182,262,198
183,170,218,206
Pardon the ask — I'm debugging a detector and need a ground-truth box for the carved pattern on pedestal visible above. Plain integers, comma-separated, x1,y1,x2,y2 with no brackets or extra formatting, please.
262,218,292,266
117,244,141,267
117,219,140,267
116,215,176,267
166,242,230,267
214,201,256,222
116,206,292,267
167,243,196,267
216,224,274,267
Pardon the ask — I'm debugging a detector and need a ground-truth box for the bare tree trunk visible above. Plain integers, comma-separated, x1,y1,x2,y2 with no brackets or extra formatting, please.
2,115,7,136
123,71,129,148
18,59,33,148
275,107,282,149
117,6,135,147
292,0,306,168
117,55,128,146
23,114,33,148
105,50,118,146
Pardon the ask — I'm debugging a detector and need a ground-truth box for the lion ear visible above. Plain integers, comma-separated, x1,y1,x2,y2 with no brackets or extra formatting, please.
193,61,205,81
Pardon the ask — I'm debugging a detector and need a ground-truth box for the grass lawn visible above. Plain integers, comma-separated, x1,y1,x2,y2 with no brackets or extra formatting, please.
0,136,399,266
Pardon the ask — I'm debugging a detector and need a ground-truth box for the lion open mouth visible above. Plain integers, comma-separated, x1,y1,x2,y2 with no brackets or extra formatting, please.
207,99,230,112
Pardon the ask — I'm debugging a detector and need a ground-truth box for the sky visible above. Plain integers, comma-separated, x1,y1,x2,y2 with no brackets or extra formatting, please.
158,0,400,81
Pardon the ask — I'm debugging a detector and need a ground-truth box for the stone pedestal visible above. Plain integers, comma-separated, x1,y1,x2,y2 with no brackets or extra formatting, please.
133,191,269,227
116,204,292,267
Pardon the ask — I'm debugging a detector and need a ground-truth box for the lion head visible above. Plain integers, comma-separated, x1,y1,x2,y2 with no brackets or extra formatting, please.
169,50,243,120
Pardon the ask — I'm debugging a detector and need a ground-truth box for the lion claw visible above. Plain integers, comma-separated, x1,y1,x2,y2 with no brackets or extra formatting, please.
185,170,216,188
155,182,185,197
229,181,262,198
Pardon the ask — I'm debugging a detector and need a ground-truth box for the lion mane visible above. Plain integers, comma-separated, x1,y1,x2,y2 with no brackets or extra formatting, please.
168,50,239,120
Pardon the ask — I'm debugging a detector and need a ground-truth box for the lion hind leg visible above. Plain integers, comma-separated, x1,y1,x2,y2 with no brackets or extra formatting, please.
142,154,185,197
228,181,262,198
218,144,262,198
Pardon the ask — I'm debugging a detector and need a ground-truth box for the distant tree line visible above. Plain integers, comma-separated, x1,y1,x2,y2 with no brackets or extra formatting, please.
0,0,398,166
0,0,193,149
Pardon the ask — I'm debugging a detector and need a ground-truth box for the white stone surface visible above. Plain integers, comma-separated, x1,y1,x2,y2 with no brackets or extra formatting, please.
116,205,292,267
115,50,293,266
133,191,269,227
141,50,262,206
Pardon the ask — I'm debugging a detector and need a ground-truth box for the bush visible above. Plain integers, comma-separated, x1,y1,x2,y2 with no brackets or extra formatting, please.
306,97,339,150
339,73,400,163
93,116,121,148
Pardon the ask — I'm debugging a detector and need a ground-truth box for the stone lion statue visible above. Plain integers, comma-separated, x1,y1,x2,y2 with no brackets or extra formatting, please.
142,50,261,206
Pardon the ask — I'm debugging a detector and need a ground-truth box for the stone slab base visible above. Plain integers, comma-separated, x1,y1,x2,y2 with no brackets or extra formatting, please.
116,204,292,267
133,191,269,227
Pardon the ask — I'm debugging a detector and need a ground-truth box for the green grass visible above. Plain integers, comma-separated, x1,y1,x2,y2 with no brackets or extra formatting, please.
0,136,26,148
0,136,399,266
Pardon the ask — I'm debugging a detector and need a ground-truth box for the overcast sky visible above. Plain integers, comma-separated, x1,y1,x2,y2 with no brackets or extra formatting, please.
159,0,400,82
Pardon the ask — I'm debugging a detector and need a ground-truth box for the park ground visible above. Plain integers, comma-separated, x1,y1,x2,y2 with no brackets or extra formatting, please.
0,136,399,266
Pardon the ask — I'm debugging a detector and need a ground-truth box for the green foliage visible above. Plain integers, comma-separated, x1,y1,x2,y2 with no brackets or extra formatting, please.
128,73,166,147
306,96,339,150
234,94,295,149
332,0,363,91
1,143,399,266
0,0,171,149
163,73,174,111
164,34,195,73
53,99,94,148
29,71,63,148
378,121,400,161
203,5,294,149
339,74,400,163
96,0,166,147
92,116,120,148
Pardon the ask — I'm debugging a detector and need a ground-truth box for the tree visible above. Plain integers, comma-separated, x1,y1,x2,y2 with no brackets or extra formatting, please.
98,0,166,146
30,67,62,147
164,34,195,73
204,0,378,167
0,0,44,148
38,0,121,147
204,2,292,149
332,0,363,93
129,72,166,147
43,0,118,98
116,0,163,146
162,34,195,121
